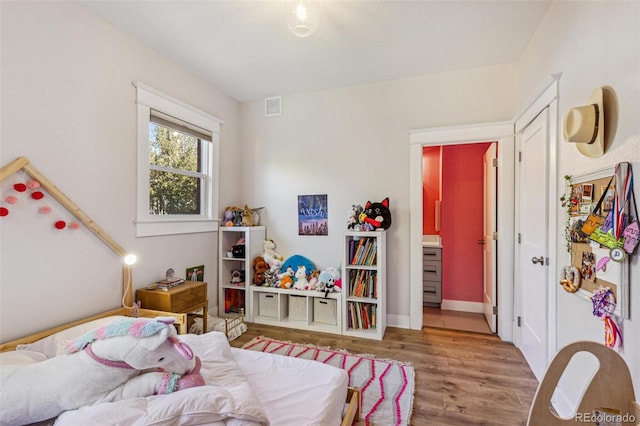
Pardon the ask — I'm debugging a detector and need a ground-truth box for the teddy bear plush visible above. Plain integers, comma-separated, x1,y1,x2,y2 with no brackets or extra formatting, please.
252,256,269,285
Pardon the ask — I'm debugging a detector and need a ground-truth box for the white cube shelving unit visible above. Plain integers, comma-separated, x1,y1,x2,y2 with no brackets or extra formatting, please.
342,230,387,340
250,286,342,334
218,226,265,318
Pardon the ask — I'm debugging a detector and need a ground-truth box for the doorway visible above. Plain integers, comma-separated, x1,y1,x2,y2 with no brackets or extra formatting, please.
421,142,495,334
409,122,516,343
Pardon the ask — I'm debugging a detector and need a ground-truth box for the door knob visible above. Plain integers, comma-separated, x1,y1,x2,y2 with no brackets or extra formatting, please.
531,256,545,265
477,239,485,245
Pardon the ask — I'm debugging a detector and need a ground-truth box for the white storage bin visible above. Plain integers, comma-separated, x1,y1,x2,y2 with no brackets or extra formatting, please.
259,293,278,318
313,298,337,325
288,295,307,322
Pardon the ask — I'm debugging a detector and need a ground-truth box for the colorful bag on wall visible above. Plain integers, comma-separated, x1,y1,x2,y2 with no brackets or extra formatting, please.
589,227,625,249
581,175,614,236
612,162,638,254
620,189,639,254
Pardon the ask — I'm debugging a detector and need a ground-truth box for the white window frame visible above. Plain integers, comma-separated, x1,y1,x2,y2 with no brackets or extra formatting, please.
134,81,222,237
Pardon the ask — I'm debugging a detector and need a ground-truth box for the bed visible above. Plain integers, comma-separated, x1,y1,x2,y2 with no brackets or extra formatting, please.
0,157,360,426
1,315,358,425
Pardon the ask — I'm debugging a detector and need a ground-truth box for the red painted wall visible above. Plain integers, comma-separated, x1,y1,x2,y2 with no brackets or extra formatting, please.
422,146,441,235
440,143,491,303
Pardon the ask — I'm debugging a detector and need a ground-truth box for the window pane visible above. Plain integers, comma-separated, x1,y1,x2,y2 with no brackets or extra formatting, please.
149,170,202,215
149,122,201,172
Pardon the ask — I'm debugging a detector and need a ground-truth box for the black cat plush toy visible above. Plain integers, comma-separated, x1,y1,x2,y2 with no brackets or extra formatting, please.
362,197,392,230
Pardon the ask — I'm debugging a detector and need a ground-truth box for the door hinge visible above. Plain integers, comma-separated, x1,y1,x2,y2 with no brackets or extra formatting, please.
518,233,521,243
492,306,498,315
518,151,522,162
517,316,522,327
492,158,498,168
492,232,498,241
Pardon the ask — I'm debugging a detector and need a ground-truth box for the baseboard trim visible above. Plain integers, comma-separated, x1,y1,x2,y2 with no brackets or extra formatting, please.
441,299,483,313
387,314,411,329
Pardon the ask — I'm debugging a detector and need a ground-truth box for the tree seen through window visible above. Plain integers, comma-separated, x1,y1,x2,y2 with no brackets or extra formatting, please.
149,123,202,215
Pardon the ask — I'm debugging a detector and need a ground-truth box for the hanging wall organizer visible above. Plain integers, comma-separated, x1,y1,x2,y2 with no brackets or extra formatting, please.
563,163,635,321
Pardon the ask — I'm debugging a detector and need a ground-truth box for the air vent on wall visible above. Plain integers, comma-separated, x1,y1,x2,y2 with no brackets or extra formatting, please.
264,96,282,117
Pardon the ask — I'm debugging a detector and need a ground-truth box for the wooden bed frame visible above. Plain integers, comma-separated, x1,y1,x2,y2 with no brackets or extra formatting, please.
0,156,361,426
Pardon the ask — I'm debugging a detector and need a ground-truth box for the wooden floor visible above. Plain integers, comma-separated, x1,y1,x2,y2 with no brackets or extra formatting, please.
230,323,539,426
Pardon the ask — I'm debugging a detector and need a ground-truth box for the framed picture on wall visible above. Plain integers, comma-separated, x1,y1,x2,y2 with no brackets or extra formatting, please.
186,265,204,281
298,194,328,235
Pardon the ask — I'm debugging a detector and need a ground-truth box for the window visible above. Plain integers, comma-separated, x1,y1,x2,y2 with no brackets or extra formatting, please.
135,82,222,237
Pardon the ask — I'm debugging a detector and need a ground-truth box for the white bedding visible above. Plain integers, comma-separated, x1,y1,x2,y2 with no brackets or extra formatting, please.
232,348,348,426
5,323,348,426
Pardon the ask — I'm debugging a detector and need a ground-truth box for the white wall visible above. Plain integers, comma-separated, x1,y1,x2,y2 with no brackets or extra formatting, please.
0,2,242,341
239,65,518,325
518,1,640,409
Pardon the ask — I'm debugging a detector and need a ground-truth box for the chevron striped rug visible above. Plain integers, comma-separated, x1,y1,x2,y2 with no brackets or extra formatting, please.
242,336,415,426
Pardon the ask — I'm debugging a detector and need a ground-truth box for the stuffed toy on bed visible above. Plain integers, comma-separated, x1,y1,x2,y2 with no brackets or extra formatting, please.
0,317,204,426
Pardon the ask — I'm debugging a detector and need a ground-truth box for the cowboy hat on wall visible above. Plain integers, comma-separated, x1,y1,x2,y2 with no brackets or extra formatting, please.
563,86,617,158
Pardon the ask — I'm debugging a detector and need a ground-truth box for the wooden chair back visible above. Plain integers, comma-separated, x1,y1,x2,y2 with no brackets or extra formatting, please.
527,340,638,425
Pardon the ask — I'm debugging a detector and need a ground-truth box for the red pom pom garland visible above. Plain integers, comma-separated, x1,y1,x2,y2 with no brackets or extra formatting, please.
3,179,79,231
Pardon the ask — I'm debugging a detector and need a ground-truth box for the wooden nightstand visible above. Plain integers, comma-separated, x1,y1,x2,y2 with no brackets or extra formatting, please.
136,281,208,333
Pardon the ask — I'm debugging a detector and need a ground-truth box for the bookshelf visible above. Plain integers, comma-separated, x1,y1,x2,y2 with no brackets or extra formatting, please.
218,226,265,318
342,230,386,340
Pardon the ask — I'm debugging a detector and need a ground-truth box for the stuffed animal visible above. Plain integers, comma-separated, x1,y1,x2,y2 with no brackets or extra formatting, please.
278,266,294,289
317,267,341,298
264,268,279,287
361,197,392,230
334,278,343,293
223,209,234,227
293,265,309,290
241,205,255,227
252,256,269,285
308,270,320,290
223,206,244,227
0,317,203,426
230,269,245,285
347,204,364,229
263,239,284,265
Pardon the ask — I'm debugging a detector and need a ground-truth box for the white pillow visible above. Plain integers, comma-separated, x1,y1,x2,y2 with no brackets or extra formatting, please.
16,316,127,358
0,350,47,366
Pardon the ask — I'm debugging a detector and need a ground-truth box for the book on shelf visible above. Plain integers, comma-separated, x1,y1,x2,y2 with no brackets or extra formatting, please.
347,302,377,330
349,270,378,299
350,237,378,266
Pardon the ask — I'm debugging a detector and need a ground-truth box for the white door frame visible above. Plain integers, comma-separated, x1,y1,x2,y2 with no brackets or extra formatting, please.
409,122,515,342
408,74,560,344
513,74,560,360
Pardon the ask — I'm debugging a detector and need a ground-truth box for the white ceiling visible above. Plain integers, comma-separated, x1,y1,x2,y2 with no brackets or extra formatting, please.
81,0,552,103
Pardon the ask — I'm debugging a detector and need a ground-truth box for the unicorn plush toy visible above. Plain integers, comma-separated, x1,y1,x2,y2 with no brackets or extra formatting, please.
1,317,204,426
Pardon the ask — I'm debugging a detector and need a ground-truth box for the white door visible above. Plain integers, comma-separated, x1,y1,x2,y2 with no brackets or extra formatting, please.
517,108,549,381
483,143,497,333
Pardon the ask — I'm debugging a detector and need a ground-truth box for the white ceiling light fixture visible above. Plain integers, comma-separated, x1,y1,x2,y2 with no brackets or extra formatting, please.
287,0,320,38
